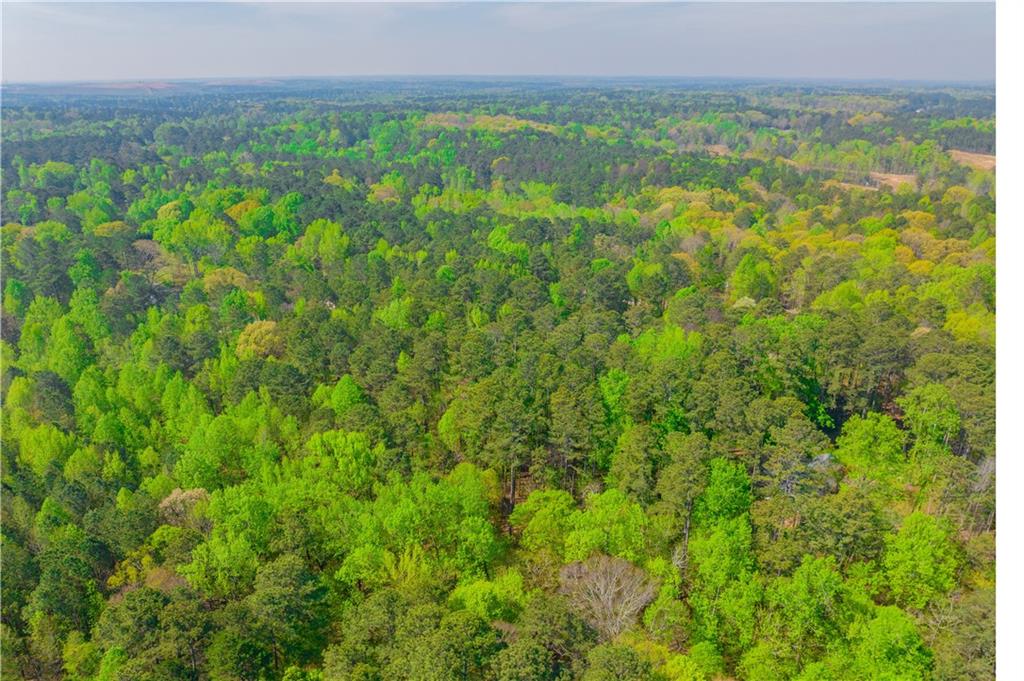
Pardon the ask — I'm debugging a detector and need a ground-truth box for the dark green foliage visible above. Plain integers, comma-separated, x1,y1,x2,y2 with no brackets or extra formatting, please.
0,81,994,680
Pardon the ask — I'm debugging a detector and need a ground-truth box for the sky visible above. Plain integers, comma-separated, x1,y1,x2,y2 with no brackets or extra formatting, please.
1,1,995,84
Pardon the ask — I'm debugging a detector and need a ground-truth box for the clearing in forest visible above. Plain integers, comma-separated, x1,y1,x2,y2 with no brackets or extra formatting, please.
869,171,918,191
949,149,996,171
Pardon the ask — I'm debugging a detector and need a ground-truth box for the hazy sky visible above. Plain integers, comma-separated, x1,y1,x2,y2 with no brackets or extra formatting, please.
2,2,995,84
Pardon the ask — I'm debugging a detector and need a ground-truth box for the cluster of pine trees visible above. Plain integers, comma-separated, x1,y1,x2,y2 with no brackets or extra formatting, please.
1,82,995,680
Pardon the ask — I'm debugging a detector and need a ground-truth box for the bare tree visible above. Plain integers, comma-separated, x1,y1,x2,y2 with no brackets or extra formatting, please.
159,487,211,531
559,554,655,640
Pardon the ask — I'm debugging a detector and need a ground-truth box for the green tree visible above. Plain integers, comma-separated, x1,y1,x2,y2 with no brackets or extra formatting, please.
654,432,712,544
608,424,659,503
565,489,648,563
883,512,960,610
245,554,330,671
849,606,934,681
834,412,907,482
582,643,653,681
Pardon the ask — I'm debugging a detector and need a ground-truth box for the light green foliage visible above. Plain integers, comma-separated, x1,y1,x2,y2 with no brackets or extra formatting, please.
174,413,260,490
305,430,384,497
897,383,961,447
18,423,75,477
692,457,751,527
509,489,576,554
332,463,502,588
290,218,349,267
487,224,530,264
67,287,109,343
160,371,212,442
661,653,706,681
738,642,796,681
565,489,648,563
685,641,725,679
154,207,232,268
688,516,755,596
834,412,907,481
17,295,63,371
729,253,778,301
0,84,994,681
848,606,934,680
31,160,77,189
632,325,702,365
687,514,759,647
312,374,366,418
626,261,668,302
449,569,527,621
94,647,128,681
33,497,72,545
751,555,851,675
373,295,415,330
180,530,261,600
883,512,960,609
599,368,630,429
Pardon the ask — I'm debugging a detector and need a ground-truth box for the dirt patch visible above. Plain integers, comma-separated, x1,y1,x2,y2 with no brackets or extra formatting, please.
422,112,558,134
422,112,474,129
949,149,996,171
869,171,917,191
774,157,916,191
706,144,730,157
823,179,878,192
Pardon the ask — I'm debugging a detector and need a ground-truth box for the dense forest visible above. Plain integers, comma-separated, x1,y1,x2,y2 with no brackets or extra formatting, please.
0,80,995,680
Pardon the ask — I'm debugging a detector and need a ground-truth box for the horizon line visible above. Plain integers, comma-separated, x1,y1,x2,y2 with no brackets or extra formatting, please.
1,74,997,88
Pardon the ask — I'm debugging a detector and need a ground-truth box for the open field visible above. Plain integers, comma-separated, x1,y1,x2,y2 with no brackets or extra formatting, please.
950,149,996,171
870,171,918,190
